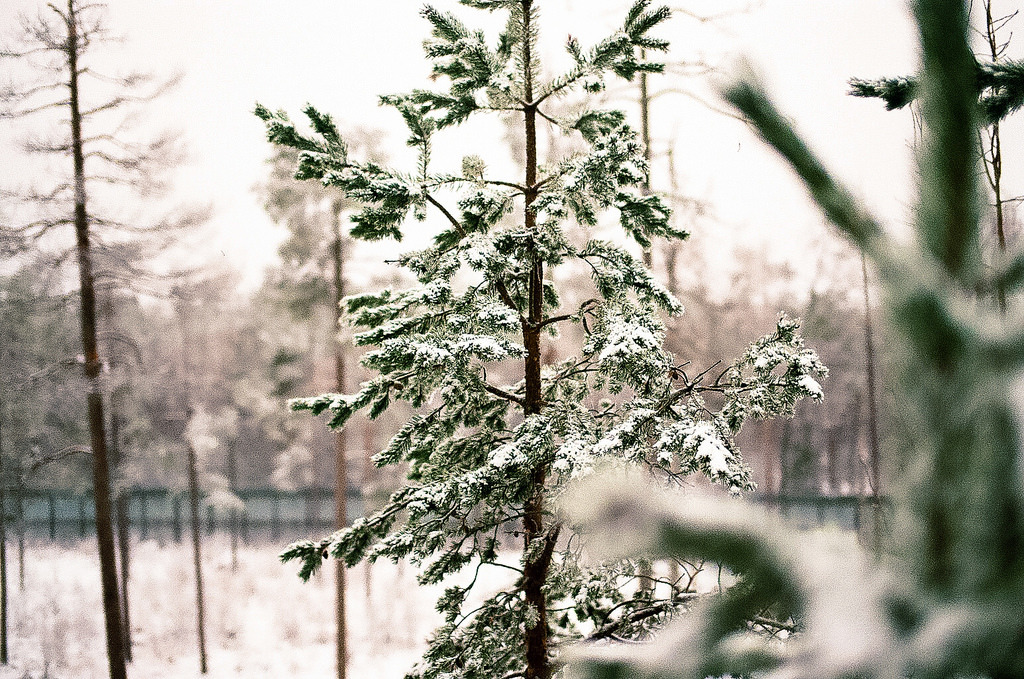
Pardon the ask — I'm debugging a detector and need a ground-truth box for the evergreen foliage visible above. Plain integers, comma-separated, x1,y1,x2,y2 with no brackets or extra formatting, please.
849,58,1024,124
567,1,1024,677
259,2,824,677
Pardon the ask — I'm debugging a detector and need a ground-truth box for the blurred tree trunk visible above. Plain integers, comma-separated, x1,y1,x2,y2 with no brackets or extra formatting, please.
861,256,881,495
13,468,23,593
228,441,238,572
0,398,8,664
639,60,653,269
187,442,209,674
110,408,133,660
176,299,209,674
332,206,348,679
861,254,882,553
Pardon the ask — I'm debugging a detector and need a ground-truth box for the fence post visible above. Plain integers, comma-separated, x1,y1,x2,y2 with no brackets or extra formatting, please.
172,495,182,543
78,495,87,537
207,505,215,536
48,493,56,542
271,494,280,542
139,493,148,542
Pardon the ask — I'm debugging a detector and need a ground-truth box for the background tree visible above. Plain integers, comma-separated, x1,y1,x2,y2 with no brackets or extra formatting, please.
0,2,195,675
259,142,381,679
0,263,86,665
261,2,825,677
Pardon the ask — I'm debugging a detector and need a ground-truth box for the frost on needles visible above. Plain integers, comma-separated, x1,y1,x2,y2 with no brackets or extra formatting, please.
258,1,825,678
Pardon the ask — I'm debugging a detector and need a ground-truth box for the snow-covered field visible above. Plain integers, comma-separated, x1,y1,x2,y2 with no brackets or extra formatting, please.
0,537,442,678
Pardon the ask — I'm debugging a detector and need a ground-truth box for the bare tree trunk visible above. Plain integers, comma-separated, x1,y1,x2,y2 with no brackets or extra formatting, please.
0,400,9,664
362,421,373,620
176,301,209,674
66,3,127,676
110,410,133,660
332,205,348,679
635,61,656,593
663,145,682,299
861,254,882,550
639,54,653,270
187,444,209,674
228,441,238,572
983,0,1008,314
14,472,23,593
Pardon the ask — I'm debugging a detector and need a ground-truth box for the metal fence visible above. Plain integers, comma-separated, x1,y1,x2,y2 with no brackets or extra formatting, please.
752,493,889,545
4,488,884,544
6,487,362,544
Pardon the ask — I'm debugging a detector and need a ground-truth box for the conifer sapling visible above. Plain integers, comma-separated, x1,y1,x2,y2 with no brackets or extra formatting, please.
258,2,825,677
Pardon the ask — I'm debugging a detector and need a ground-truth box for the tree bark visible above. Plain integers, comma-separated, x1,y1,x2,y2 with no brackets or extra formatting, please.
228,441,238,572
519,4,555,676
66,2,128,675
14,472,23,593
0,399,8,664
110,409,133,660
983,0,1007,315
332,205,348,679
861,254,882,550
639,55,653,269
176,300,209,674
187,441,209,674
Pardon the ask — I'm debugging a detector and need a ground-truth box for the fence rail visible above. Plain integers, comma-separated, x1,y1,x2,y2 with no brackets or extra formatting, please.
3,488,885,544
5,487,362,544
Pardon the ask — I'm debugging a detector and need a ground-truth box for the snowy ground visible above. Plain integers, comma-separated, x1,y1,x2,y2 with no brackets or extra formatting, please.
0,537,445,678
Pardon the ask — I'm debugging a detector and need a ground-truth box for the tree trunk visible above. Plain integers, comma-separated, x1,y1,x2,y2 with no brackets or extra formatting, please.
639,55,653,269
519,4,555,676
0,400,9,664
228,441,238,572
187,444,209,674
14,473,23,593
332,205,348,679
110,409,133,660
66,2,128,676
861,254,882,550
636,64,655,593
983,0,1007,315
176,300,209,674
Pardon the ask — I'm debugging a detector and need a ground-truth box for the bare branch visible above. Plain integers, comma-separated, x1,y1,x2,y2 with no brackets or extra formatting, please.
424,193,466,236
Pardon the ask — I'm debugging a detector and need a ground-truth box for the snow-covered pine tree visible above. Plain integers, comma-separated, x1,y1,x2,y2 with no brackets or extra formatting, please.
258,2,825,677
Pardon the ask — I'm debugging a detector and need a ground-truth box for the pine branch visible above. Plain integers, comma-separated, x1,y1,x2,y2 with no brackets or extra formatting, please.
586,592,701,642
425,193,467,236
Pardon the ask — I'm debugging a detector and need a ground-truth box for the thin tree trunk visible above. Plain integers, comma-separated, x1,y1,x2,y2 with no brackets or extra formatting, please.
110,409,133,660
332,205,348,679
176,301,209,674
14,473,23,593
663,145,681,297
636,65,655,592
0,400,8,664
228,441,238,572
639,53,653,269
67,2,128,676
861,254,882,550
519,5,557,676
983,0,1007,314
187,443,209,674
362,421,373,619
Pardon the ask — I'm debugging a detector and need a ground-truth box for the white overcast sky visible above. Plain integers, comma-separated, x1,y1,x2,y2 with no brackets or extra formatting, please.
2,0,1021,294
